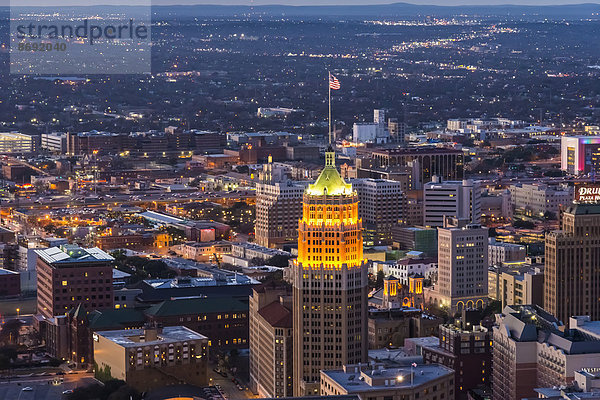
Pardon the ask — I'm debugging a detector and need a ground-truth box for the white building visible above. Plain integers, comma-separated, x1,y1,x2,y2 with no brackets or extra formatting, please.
488,238,526,266
423,176,481,228
509,183,572,216
353,109,389,144
426,219,488,312
373,257,437,285
41,132,67,154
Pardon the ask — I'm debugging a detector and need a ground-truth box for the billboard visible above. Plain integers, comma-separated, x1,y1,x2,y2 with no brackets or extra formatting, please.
575,184,600,203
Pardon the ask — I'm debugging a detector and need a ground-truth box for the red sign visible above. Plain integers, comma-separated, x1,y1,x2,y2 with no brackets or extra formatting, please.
575,185,600,203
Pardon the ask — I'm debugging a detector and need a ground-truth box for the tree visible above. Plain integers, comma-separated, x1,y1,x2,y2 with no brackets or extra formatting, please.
376,270,385,289
0,319,22,345
266,254,291,268
513,219,535,229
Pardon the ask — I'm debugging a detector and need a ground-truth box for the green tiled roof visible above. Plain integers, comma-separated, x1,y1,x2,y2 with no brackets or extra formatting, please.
144,297,248,317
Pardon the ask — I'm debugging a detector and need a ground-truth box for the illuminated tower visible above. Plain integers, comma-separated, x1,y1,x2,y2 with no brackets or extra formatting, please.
292,146,368,396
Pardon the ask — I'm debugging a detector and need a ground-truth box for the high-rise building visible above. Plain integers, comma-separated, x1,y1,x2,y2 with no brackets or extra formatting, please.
426,219,488,313
423,176,481,228
422,312,493,400
292,147,368,396
352,178,403,245
492,305,600,400
249,285,293,398
255,158,305,248
561,136,600,175
487,238,526,266
35,245,114,319
545,202,600,325
370,147,464,187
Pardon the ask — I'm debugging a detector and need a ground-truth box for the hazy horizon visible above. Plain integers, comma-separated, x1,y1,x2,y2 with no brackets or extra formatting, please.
7,0,600,7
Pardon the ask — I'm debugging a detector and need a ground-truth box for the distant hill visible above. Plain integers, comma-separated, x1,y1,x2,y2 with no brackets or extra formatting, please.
4,2,600,20
150,2,600,19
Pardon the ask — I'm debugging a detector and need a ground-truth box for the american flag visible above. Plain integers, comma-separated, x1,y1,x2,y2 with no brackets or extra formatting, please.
329,73,340,90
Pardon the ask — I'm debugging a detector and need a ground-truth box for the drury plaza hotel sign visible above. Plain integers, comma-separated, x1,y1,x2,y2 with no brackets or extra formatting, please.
575,184,600,203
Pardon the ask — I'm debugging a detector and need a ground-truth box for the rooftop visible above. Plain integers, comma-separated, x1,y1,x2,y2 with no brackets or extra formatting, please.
144,297,248,317
321,363,453,392
144,273,258,289
96,326,207,348
35,245,114,266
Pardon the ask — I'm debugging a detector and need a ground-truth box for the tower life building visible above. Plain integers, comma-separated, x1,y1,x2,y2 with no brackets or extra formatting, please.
292,147,368,396
545,202,600,325
255,157,305,248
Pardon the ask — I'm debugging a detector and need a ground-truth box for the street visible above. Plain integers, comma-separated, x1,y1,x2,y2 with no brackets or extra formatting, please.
0,373,96,400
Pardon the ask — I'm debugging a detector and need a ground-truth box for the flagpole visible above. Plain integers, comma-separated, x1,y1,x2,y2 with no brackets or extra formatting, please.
328,71,332,145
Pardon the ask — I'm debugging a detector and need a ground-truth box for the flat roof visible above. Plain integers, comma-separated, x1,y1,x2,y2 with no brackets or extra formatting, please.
96,326,207,348
35,245,114,265
322,364,453,392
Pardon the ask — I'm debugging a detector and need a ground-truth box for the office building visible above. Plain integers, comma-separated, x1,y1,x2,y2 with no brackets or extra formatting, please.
41,132,67,153
426,219,488,313
488,264,544,308
487,238,526,266
353,109,389,144
423,176,481,228
0,132,35,153
534,369,600,399
493,305,600,400
353,178,403,245
292,147,368,396
561,136,600,175
35,245,114,319
370,147,464,186
388,118,406,144
144,297,249,351
255,159,305,248
93,326,208,392
391,226,437,256
509,183,572,217
422,314,492,400
249,285,293,398
545,202,600,325
320,363,454,400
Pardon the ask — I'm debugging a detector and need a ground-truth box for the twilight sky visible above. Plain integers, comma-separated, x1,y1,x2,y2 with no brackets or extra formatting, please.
7,0,600,6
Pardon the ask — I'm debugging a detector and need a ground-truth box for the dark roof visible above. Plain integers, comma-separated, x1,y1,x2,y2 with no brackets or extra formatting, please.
566,204,600,215
259,396,359,400
145,297,248,317
385,275,399,281
69,304,87,321
258,301,292,328
145,384,211,400
133,280,255,303
396,257,437,265
88,308,146,330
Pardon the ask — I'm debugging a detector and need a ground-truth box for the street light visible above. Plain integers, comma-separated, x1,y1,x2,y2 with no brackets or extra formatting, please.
16,308,20,318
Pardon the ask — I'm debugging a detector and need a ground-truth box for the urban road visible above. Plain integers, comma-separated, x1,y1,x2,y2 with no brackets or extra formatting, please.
0,372,95,400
